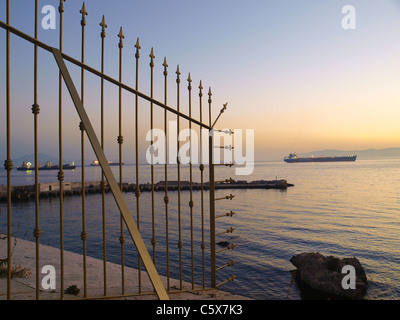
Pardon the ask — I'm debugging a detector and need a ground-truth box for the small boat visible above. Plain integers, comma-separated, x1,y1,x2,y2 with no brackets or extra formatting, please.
90,160,99,166
284,152,357,163
108,161,124,166
90,160,124,166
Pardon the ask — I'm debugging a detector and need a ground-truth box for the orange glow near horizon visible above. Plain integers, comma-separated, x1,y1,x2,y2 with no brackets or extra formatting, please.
1,0,400,163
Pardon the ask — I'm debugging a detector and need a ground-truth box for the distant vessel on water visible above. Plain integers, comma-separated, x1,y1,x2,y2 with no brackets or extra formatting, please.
284,152,357,163
17,161,34,171
90,160,124,166
17,160,76,171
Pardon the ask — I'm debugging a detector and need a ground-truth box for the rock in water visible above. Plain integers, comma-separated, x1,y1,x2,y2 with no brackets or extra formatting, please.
216,241,229,247
290,252,367,299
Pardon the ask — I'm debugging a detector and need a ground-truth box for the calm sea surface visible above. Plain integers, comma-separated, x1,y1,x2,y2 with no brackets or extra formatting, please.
1,159,399,299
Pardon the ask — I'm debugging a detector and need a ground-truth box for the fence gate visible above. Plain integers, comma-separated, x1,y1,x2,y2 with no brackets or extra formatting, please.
0,0,237,300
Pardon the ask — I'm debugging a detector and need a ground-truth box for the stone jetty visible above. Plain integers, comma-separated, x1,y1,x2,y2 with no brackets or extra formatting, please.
0,179,293,201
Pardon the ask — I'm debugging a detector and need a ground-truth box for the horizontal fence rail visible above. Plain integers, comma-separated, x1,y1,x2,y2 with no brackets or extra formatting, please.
0,20,212,130
0,0,237,300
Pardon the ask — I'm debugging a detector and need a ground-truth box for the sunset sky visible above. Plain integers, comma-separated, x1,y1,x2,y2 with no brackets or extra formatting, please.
1,0,400,162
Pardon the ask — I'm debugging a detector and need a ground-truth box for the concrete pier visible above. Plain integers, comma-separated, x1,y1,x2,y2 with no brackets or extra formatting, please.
0,179,293,202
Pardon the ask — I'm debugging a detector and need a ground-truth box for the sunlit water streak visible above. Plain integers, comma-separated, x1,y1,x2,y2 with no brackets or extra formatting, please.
1,159,399,299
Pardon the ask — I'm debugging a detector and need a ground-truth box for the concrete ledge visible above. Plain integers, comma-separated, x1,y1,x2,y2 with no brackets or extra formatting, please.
0,237,251,300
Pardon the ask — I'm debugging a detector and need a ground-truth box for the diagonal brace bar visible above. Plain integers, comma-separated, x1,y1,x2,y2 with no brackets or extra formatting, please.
51,48,169,300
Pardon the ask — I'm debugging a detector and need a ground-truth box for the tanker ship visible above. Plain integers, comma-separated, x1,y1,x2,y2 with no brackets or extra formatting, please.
284,152,357,163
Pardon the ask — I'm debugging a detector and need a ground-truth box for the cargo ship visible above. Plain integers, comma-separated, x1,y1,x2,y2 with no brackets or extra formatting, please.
39,160,76,170
16,161,34,171
284,152,357,163
17,160,76,170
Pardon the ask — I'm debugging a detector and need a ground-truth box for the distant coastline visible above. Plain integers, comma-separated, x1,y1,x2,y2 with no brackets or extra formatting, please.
0,148,399,167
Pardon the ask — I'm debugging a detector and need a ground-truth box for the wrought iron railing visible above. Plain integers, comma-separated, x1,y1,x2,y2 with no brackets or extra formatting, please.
0,0,237,300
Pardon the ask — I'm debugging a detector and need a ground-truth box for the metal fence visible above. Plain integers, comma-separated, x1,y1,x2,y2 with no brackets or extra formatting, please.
0,0,236,300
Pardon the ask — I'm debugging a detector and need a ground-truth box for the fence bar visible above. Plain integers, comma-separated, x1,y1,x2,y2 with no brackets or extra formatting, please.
58,0,66,300
32,0,41,300
215,260,235,272
216,244,236,253
134,37,142,293
211,103,227,128
215,227,235,237
2,3,233,298
215,276,236,288
216,244,236,254
216,129,233,134
208,87,216,288
215,194,235,201
117,26,125,294
0,21,211,130
198,80,206,288
79,3,88,298
216,145,234,150
208,87,212,127
187,73,194,289
52,47,169,300
216,211,235,219
100,14,108,297
176,65,183,289
5,0,12,300
162,57,170,290
149,48,156,265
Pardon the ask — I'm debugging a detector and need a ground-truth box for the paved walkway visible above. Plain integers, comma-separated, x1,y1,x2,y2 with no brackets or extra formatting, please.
0,237,250,300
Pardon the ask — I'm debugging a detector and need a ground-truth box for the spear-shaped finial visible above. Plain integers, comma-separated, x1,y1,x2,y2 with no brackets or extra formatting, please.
221,102,228,113
226,194,235,200
149,47,155,68
176,65,181,83
100,15,107,38
187,73,192,90
135,37,141,58
199,80,203,97
163,57,168,76
211,103,228,128
208,87,212,126
80,2,88,26
59,0,66,14
118,27,124,48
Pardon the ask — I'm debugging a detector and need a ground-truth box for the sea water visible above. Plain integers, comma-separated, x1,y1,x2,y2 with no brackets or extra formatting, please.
0,159,399,299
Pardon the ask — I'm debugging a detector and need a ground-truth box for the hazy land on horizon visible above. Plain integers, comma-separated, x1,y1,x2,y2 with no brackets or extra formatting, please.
0,147,399,167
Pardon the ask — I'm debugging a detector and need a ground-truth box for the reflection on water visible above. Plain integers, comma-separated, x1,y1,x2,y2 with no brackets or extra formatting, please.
1,159,399,299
